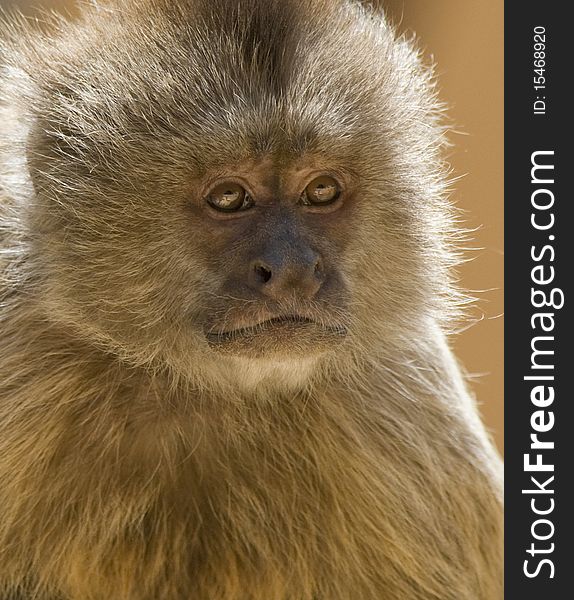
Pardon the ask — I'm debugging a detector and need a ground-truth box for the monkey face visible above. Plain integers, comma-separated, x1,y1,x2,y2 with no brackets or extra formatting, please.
19,0,453,384
186,159,352,359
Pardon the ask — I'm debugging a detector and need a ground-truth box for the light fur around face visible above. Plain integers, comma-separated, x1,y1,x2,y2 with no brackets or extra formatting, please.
1,1,502,598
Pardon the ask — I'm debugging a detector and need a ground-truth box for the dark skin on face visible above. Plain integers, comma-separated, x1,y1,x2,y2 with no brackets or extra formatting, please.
184,158,355,358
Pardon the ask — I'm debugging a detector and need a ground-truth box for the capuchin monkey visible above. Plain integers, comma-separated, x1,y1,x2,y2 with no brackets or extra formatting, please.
0,1,503,598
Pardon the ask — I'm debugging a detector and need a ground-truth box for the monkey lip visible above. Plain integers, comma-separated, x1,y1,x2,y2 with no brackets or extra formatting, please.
204,314,347,356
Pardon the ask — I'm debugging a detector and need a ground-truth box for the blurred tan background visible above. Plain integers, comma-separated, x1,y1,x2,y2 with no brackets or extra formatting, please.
1,0,504,454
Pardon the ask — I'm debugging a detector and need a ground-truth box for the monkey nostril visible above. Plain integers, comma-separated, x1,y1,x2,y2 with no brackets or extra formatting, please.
254,263,272,284
249,256,323,297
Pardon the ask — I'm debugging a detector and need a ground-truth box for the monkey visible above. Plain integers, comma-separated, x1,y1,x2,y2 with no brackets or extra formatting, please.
0,0,503,598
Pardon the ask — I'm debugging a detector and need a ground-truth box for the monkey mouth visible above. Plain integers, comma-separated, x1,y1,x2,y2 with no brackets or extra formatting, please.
204,314,347,357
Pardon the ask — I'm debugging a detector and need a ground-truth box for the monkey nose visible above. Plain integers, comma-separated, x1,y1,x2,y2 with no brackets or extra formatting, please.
248,255,324,301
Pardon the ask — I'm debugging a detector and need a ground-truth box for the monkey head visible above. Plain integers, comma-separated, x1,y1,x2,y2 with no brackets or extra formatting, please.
4,0,456,389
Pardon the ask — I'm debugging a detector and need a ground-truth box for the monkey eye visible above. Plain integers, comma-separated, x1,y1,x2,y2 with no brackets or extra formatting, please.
206,182,253,212
301,176,341,206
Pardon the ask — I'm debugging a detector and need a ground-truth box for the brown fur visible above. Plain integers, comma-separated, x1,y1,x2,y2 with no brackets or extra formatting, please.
0,1,503,598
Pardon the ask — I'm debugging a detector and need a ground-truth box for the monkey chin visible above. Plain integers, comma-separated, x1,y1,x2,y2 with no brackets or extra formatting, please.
203,316,347,391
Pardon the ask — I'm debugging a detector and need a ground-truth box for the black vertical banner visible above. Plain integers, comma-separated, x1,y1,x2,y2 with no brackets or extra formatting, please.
505,2,573,598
